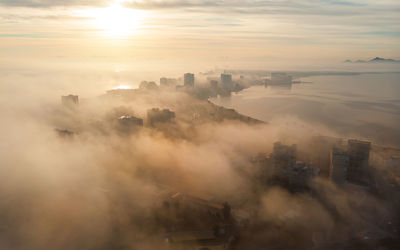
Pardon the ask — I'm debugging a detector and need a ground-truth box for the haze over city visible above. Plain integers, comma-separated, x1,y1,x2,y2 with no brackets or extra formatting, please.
0,1,400,250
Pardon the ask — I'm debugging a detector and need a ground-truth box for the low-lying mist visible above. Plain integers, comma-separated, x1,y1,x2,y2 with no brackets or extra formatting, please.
0,67,398,250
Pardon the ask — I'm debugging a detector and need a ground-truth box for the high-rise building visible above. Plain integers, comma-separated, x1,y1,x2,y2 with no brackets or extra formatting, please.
329,147,349,185
271,142,297,171
221,73,233,91
184,73,195,87
61,95,79,108
160,77,167,86
347,139,371,186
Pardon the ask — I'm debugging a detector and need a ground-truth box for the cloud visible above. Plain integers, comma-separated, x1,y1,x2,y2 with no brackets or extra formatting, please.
0,0,109,8
0,0,399,64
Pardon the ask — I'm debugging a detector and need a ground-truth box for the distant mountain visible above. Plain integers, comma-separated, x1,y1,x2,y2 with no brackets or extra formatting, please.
369,57,399,63
344,57,400,63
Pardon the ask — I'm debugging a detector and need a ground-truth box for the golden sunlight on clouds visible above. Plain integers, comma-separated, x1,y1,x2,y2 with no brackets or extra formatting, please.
77,0,146,38
113,84,132,90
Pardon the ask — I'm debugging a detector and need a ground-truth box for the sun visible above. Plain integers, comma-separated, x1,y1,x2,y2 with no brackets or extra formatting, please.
80,0,145,37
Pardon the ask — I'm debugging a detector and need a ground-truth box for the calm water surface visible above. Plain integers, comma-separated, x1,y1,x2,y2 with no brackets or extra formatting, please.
210,73,400,146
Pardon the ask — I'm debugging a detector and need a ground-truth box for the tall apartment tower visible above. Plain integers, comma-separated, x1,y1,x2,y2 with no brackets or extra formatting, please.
347,139,371,186
329,147,349,185
221,73,233,91
271,142,297,171
184,73,195,87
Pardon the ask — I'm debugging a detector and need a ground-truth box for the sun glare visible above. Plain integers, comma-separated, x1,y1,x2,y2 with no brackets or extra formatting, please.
80,0,145,37
113,85,132,90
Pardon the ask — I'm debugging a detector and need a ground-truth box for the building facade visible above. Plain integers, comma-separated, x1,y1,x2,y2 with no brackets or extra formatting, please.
329,147,349,185
184,73,195,87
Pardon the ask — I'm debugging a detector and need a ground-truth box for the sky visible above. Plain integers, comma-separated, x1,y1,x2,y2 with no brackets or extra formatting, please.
0,0,400,70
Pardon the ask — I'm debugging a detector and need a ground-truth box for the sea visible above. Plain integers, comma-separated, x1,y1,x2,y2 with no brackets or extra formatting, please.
210,73,400,147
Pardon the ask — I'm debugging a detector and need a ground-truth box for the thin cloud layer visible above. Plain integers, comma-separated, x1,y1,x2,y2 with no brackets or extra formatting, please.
0,0,109,7
0,0,399,68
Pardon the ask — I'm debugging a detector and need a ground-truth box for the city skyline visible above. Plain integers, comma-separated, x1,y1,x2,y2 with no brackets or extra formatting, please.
1,2,400,249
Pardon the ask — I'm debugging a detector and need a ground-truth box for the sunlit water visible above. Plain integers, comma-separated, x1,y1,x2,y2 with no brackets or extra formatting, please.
210,73,400,146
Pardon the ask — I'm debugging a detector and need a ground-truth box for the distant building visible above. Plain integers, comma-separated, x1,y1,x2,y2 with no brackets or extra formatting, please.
118,115,143,126
347,139,371,186
257,142,318,190
117,116,143,134
271,142,297,171
270,73,292,85
61,95,79,107
159,192,237,249
147,108,175,126
329,147,349,185
209,80,219,98
139,81,159,90
288,161,318,188
160,77,178,88
184,73,195,87
210,80,218,89
221,73,233,91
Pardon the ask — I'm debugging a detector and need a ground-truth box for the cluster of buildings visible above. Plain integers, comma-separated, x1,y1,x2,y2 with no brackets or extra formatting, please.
147,108,176,126
256,138,373,190
157,192,238,249
59,94,176,135
139,81,158,90
329,139,372,187
269,73,293,85
160,77,178,88
255,142,319,191
254,138,383,192
161,72,236,97
264,73,293,90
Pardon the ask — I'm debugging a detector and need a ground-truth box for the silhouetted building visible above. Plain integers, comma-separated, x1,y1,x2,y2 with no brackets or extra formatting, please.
221,73,233,91
61,95,79,107
209,80,219,97
330,147,349,185
264,142,318,190
160,77,178,88
288,161,318,188
147,108,175,126
117,116,143,134
159,192,237,249
139,81,159,91
270,73,292,85
271,142,297,171
347,139,371,186
184,73,195,87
